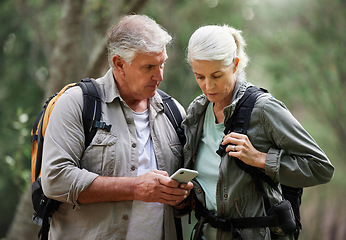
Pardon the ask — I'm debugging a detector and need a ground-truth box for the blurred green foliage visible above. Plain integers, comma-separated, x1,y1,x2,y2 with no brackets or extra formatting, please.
0,0,345,238
0,0,45,234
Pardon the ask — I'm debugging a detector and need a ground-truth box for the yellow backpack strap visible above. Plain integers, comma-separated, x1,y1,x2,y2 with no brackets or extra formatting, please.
41,83,76,138
31,83,76,182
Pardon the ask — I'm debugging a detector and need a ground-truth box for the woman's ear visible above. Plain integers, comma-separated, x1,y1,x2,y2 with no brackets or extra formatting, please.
233,57,239,73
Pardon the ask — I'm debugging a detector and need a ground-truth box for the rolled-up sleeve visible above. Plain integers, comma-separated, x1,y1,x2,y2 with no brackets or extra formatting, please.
262,97,334,187
265,148,283,178
41,87,98,206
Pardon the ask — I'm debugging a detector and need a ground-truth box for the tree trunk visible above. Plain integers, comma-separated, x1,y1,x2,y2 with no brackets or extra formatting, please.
6,184,40,240
5,0,86,237
46,0,86,97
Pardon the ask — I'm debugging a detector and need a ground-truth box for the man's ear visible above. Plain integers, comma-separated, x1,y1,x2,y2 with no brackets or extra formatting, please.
233,57,239,73
112,55,126,75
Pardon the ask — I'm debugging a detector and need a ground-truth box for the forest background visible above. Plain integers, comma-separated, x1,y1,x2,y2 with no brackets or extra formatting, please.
0,0,345,239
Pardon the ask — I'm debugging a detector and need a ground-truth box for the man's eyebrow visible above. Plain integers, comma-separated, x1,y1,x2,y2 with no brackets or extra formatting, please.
144,60,167,67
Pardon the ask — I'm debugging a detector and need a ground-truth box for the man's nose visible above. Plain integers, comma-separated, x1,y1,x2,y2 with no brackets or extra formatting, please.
153,67,164,82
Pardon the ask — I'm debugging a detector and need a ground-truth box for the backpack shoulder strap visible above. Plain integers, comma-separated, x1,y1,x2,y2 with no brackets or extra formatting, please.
157,89,186,145
33,79,111,181
225,86,267,135
76,78,111,148
228,86,302,236
225,86,279,210
156,89,185,240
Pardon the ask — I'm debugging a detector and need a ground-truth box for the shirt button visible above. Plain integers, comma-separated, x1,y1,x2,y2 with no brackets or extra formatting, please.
132,143,136,148
197,188,202,194
126,119,131,124
186,145,191,150
224,194,228,199
131,166,136,171
122,215,129,221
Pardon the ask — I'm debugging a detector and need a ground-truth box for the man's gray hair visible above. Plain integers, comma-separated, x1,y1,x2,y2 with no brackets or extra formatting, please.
107,15,172,67
187,25,249,74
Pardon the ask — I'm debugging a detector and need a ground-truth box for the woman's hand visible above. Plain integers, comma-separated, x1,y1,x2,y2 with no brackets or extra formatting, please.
222,132,267,169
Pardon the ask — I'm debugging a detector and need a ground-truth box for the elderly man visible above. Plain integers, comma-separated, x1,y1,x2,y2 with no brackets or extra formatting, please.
41,14,192,240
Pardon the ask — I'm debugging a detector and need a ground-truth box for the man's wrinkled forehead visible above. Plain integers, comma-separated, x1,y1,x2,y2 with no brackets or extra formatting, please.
132,48,168,65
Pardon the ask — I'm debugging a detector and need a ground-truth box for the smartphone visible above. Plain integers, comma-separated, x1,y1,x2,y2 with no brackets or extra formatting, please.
170,168,198,183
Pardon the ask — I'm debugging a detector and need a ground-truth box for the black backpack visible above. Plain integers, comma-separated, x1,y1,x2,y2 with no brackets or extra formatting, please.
31,79,184,240
194,86,303,240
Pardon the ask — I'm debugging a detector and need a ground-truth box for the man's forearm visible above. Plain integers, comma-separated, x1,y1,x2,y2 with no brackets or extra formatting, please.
77,176,136,204
77,170,193,206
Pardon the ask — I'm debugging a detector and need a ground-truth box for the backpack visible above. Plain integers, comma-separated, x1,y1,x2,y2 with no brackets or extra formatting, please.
31,79,184,240
31,78,111,240
194,86,303,240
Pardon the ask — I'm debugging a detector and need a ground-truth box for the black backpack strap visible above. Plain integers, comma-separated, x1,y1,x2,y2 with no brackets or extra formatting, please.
156,89,185,240
77,78,111,148
38,197,60,240
157,89,186,145
216,86,267,156
225,86,279,211
226,86,301,237
34,112,45,181
215,86,278,210
281,185,303,239
31,111,43,142
225,86,267,135
193,195,283,240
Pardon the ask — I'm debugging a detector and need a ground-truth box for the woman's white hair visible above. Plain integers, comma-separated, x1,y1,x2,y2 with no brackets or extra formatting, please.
107,15,172,67
187,25,249,74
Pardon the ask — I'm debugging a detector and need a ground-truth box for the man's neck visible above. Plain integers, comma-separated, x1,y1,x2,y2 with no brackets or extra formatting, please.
113,73,149,112
127,99,149,113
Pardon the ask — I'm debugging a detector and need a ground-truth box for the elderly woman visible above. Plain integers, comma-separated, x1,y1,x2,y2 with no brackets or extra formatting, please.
182,25,334,240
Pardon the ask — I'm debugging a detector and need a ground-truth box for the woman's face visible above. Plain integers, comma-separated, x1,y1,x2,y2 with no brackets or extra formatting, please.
190,60,236,107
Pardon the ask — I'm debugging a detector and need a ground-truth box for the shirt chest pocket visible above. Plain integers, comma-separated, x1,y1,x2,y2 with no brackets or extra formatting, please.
81,131,118,176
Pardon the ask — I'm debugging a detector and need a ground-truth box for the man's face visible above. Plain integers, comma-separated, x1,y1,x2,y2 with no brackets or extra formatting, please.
122,49,168,101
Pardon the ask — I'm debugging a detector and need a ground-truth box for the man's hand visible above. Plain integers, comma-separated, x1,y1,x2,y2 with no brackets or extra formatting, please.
133,169,193,206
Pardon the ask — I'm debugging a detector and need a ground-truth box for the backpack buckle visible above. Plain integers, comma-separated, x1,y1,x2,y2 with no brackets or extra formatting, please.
92,120,112,132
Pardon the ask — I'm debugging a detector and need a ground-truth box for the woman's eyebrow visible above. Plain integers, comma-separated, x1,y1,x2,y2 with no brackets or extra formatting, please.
193,72,203,76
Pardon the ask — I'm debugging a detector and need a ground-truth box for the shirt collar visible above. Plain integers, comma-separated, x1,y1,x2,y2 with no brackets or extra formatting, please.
101,68,120,104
